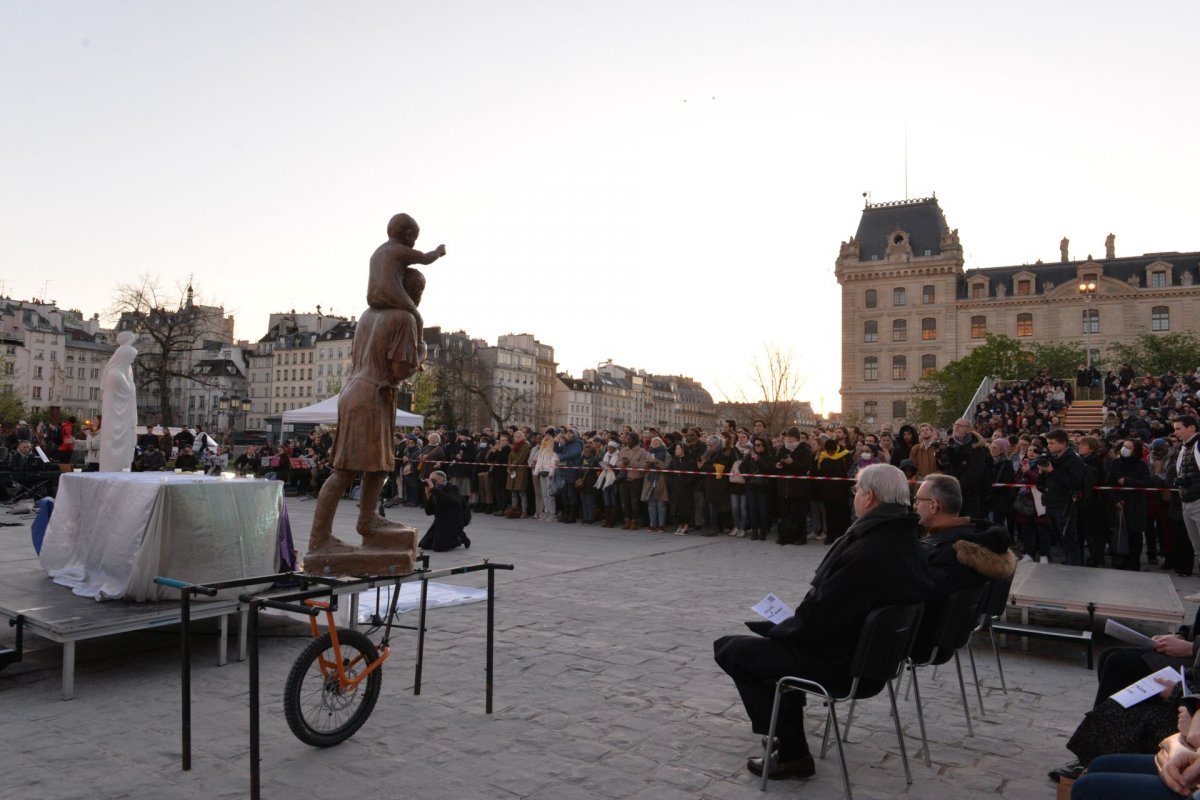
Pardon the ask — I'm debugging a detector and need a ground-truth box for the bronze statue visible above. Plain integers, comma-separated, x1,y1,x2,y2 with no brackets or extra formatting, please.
306,214,445,572
1105,233,1115,259
1060,237,1070,263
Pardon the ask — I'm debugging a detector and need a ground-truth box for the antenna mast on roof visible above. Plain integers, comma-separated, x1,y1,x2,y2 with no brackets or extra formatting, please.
903,118,909,201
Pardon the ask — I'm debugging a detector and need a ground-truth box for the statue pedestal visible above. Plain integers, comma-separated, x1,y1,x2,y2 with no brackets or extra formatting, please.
302,526,418,577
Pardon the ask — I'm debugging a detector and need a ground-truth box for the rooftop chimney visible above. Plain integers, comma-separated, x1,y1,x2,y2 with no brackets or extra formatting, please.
1105,233,1115,259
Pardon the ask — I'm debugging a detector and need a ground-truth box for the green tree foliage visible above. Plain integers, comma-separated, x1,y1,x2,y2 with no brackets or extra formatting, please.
1027,341,1087,379
1107,332,1200,377
0,388,26,423
909,335,1052,428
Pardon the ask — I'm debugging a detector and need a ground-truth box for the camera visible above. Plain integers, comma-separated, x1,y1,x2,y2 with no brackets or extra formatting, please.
1174,474,1200,503
1035,456,1051,468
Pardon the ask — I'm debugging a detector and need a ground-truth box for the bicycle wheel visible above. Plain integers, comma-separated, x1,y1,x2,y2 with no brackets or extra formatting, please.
283,628,383,747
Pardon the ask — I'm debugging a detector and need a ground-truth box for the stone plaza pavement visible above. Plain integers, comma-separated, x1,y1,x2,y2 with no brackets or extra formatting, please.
3,497,1198,800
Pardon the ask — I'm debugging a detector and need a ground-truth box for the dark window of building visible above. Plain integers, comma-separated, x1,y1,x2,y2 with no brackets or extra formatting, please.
865,289,877,308
864,401,877,424
1017,279,1032,296
921,354,937,376
1152,306,1170,331
892,319,907,342
864,357,878,381
921,317,937,341
892,355,907,380
922,285,935,304
864,320,878,343
893,400,907,420
893,287,906,306
1083,308,1099,334
1152,271,1167,288
971,283,985,299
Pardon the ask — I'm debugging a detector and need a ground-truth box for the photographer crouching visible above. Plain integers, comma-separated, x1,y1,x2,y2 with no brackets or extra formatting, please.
418,470,471,552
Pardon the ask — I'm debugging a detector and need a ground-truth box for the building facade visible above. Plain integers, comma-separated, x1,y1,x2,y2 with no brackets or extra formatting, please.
836,197,1200,427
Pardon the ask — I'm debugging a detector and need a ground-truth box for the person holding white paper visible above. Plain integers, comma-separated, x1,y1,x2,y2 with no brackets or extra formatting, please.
712,464,932,781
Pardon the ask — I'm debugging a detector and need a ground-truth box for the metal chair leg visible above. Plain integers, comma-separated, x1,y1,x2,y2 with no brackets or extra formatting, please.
886,679,913,785
826,700,853,800
953,650,974,737
988,626,1008,693
761,683,785,791
843,697,857,740
967,641,985,716
820,699,834,759
909,663,931,768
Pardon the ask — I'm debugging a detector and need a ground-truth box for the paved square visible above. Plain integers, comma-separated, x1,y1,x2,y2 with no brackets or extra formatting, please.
2,498,1197,799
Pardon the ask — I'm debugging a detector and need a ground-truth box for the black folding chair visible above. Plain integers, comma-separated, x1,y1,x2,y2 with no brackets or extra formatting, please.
761,602,924,799
903,583,989,767
965,573,1014,714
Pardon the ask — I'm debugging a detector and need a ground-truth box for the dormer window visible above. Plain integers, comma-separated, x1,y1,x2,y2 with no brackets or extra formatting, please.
1152,271,1167,288
971,283,985,299
1016,279,1032,296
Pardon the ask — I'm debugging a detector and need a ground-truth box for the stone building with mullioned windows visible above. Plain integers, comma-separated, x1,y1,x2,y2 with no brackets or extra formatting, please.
836,196,1200,428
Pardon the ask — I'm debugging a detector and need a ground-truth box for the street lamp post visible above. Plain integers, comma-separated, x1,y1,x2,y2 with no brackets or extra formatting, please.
1079,279,1097,397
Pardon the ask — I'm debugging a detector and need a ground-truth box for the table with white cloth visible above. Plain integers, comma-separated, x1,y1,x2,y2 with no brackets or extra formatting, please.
38,472,283,601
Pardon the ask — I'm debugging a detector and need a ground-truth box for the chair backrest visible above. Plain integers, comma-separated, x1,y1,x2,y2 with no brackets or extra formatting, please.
930,583,990,665
982,573,1014,620
849,602,925,684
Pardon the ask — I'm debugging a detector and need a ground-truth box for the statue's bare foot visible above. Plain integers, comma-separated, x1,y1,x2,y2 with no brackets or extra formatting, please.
307,535,355,554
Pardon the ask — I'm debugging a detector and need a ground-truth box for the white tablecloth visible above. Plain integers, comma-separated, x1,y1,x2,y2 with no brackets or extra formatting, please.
38,472,282,601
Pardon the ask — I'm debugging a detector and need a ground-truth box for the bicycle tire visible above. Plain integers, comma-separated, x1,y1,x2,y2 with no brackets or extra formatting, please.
283,628,383,747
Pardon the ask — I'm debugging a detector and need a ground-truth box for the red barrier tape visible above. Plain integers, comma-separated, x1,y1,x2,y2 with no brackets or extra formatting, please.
406,457,1181,491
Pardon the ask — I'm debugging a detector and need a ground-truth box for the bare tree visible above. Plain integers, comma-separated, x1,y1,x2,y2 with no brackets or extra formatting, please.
464,383,533,430
722,344,810,434
109,277,229,426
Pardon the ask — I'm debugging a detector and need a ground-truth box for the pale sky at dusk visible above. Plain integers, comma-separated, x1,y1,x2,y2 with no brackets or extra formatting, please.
4,2,1198,414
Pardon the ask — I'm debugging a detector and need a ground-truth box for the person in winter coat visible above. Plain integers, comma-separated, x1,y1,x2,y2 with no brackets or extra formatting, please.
986,438,1016,527
554,429,584,523
948,418,990,518
595,439,622,527
740,437,775,540
505,431,531,518
532,432,559,521
642,440,671,532
617,432,647,530
909,474,1016,663
1105,438,1153,570
668,437,700,535
892,424,918,466
713,464,933,781
774,427,813,545
815,439,852,544
418,471,470,552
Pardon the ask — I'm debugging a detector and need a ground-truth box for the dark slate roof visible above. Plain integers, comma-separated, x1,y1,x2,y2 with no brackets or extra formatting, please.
558,375,595,392
959,252,1200,298
191,359,244,377
854,198,949,261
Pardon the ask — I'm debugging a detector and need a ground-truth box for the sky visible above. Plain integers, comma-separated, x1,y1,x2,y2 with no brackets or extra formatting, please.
4,1,1199,414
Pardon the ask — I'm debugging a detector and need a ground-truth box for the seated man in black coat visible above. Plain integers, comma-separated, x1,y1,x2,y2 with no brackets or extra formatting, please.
713,463,933,780
909,474,1016,664
418,470,470,552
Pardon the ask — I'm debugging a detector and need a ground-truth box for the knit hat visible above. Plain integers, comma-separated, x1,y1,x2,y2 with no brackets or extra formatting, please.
1152,438,1170,451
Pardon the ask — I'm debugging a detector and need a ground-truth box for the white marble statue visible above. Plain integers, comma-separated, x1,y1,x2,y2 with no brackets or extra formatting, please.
99,331,138,472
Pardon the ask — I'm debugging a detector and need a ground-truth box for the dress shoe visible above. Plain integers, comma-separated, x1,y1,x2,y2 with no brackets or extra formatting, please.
746,753,815,779
1184,592,1200,602
1047,761,1084,783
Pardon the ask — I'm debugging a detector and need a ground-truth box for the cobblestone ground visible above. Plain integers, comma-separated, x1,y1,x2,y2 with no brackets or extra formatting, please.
3,497,1198,800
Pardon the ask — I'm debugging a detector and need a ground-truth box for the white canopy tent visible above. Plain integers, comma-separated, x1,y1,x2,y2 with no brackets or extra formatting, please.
281,394,424,427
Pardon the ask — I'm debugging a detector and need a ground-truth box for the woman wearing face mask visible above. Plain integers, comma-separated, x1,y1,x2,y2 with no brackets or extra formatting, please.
1105,439,1152,570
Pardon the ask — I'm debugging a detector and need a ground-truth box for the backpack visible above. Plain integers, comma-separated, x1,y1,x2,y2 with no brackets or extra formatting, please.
461,495,472,527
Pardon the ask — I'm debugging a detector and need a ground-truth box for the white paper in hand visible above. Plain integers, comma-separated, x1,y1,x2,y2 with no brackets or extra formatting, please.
1110,666,1182,708
1104,618,1155,648
752,593,794,624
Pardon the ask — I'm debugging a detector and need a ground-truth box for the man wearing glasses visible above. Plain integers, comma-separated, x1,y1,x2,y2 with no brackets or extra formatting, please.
713,463,932,781
909,474,1015,663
